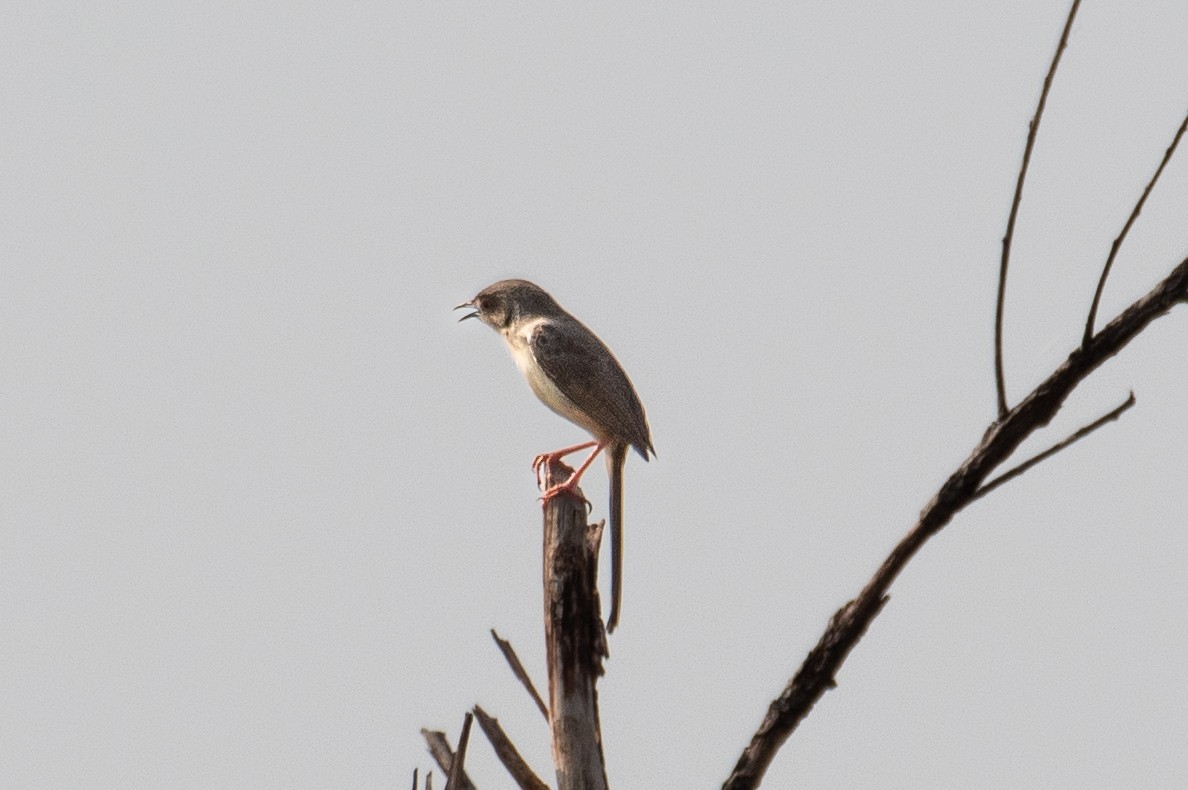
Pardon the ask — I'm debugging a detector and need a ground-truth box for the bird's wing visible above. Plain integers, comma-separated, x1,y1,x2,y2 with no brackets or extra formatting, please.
530,319,652,458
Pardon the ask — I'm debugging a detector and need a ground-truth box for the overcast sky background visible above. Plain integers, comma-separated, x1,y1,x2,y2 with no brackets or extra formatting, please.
3,2,1187,788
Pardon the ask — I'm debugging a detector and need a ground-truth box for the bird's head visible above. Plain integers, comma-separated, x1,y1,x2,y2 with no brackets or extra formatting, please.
455,279,562,330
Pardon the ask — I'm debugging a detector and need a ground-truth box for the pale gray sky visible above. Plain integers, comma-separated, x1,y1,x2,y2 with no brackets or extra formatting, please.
3,2,1187,788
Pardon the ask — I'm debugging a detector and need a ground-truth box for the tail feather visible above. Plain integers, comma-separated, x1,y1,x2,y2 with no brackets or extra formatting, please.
605,443,628,633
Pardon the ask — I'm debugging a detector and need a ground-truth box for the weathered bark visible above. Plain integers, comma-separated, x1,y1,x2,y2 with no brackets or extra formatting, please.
541,458,610,790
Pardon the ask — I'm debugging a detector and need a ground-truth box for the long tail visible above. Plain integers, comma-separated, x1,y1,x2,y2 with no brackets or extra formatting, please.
606,442,628,633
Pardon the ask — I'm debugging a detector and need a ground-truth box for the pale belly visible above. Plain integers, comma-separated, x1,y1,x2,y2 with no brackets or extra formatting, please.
503,319,603,439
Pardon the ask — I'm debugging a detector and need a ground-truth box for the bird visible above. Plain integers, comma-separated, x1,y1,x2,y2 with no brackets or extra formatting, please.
456,279,654,633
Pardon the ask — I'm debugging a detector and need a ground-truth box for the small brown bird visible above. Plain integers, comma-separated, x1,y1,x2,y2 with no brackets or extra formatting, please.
456,279,654,632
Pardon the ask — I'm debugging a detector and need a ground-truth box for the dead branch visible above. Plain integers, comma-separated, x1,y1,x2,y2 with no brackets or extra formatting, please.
421,459,610,788
541,458,610,790
473,705,550,790
723,256,1188,790
445,713,474,790
491,629,549,721
724,5,1188,784
421,728,476,790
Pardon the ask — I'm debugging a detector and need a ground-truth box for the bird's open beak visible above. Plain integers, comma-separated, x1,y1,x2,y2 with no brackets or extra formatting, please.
454,301,478,321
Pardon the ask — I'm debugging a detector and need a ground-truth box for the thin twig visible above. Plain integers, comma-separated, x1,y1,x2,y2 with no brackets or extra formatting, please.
473,706,550,790
412,768,418,790
445,713,474,790
491,630,549,721
973,391,1135,501
995,0,1082,417
1084,111,1188,346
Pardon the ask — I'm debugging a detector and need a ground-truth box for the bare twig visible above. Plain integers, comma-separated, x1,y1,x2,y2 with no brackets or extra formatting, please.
421,729,476,790
445,713,474,790
491,630,549,721
995,0,1082,417
473,705,550,790
723,256,1188,790
1084,110,1188,346
973,391,1135,501
412,767,418,790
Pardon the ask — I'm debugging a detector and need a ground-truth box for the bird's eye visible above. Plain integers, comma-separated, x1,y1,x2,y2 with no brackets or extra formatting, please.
477,296,493,311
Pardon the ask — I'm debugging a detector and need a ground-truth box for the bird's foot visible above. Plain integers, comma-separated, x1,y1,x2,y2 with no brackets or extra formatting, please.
532,440,600,509
531,452,562,492
539,476,593,512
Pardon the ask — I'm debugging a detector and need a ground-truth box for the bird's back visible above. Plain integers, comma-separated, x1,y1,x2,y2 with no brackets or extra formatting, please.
530,316,653,460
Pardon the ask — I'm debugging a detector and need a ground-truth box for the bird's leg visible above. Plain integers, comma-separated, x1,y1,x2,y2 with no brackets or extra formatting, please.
535,441,605,510
531,440,599,476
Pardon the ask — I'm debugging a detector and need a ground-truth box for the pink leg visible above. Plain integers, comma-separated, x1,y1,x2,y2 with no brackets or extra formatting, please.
535,441,606,508
531,440,598,476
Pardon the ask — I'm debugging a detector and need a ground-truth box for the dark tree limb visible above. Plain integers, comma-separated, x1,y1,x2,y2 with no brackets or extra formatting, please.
723,256,1188,790
541,457,609,790
1084,110,1188,347
491,629,549,722
995,0,1082,417
473,705,550,790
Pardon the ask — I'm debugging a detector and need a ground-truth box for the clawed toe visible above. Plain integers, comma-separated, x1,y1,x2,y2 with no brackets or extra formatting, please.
539,480,592,511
